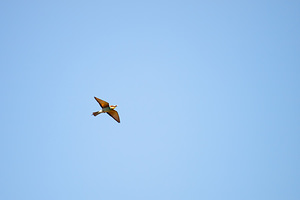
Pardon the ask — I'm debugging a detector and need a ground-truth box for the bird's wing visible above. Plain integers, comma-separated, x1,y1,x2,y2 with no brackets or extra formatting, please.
107,110,120,123
94,97,109,108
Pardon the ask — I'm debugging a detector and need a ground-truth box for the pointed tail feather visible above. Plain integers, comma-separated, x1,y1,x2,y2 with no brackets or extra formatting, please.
92,111,100,116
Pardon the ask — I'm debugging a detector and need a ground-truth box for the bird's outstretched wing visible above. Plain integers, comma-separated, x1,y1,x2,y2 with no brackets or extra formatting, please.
94,97,109,108
107,110,120,123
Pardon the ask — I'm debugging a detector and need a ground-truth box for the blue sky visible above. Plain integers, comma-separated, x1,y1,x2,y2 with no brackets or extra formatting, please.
1,1,299,199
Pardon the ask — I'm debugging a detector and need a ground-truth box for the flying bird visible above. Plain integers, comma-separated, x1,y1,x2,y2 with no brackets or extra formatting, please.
92,97,120,123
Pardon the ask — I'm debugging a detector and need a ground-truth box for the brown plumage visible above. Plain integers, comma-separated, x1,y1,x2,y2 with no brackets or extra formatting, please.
92,111,100,116
92,97,120,123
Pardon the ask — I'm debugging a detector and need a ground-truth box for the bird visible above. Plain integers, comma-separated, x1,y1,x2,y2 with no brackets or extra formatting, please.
92,97,120,123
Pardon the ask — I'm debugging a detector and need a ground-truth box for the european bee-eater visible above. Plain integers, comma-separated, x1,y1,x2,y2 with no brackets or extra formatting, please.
92,97,120,123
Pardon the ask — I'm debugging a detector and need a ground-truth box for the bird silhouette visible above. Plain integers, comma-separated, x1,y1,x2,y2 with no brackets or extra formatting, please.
92,97,120,123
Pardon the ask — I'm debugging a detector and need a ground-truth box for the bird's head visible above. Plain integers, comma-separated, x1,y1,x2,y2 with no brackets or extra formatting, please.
110,105,117,109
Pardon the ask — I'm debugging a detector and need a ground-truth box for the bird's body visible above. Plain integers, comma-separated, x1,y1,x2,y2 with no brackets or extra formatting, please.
92,97,120,123
92,105,116,116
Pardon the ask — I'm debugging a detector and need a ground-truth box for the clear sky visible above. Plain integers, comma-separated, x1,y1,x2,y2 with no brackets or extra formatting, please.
1,1,299,199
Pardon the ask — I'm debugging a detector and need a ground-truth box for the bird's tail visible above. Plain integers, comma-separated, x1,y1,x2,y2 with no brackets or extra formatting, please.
92,111,100,116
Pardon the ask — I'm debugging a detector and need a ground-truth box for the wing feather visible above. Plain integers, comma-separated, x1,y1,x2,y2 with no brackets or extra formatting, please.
107,110,120,123
94,97,109,108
